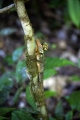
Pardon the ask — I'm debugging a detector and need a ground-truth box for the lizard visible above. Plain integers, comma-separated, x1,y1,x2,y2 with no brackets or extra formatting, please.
35,39,48,74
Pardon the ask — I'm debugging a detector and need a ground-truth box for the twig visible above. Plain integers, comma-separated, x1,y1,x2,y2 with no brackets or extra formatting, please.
0,4,15,14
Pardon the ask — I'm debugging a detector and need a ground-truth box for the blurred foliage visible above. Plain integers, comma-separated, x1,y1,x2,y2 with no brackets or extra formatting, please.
4,54,14,66
13,87,23,105
0,45,75,101
15,60,27,83
0,46,27,106
35,32,45,39
0,107,15,116
65,111,73,120
45,57,75,69
55,101,64,120
11,110,36,120
49,0,66,8
0,45,80,119
44,57,75,79
44,90,57,98
68,0,80,28
0,107,37,120
0,0,80,119
51,44,57,49
26,85,37,111
49,117,56,120
44,69,57,79
49,0,80,28
12,47,24,62
0,72,13,105
70,75,80,81
66,91,80,111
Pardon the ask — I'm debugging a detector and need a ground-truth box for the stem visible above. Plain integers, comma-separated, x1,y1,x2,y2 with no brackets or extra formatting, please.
0,4,15,14
13,0,49,119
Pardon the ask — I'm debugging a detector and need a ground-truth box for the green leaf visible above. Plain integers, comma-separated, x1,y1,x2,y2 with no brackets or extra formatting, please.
11,110,36,120
0,107,15,116
15,60,27,82
66,91,80,111
44,69,57,79
26,85,37,111
12,47,24,62
11,112,19,120
55,101,64,120
65,111,73,120
45,57,75,69
21,107,37,114
45,90,57,98
68,0,80,28
13,87,23,104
